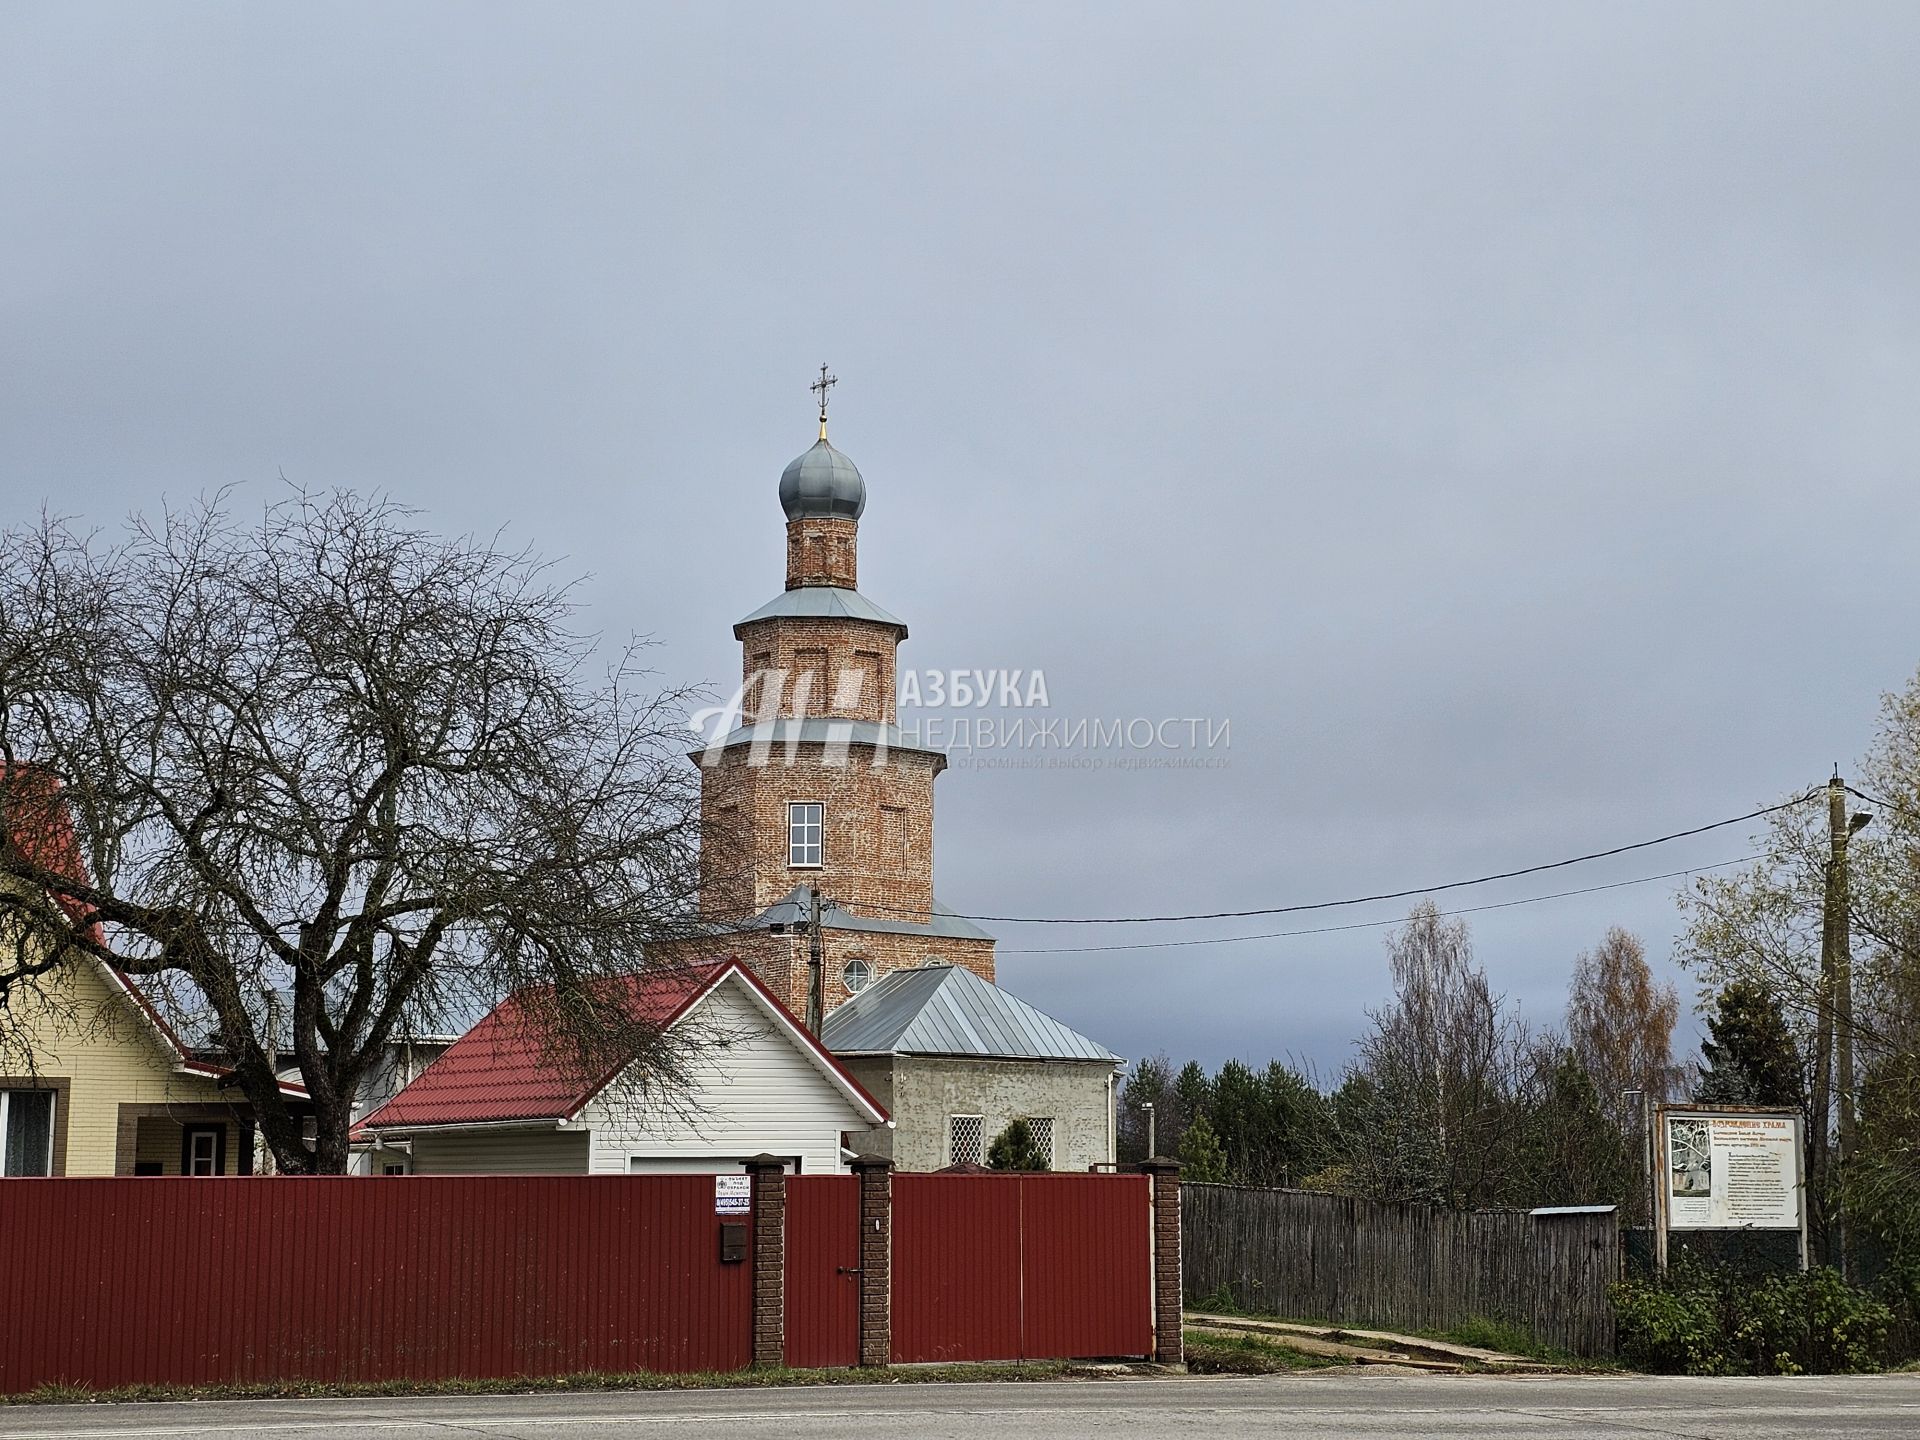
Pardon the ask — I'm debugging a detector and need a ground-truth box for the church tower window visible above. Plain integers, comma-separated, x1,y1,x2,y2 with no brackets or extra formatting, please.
787,801,823,868
841,957,872,994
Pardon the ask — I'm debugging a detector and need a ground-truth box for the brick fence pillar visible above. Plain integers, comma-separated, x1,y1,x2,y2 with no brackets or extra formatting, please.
852,1157,893,1367
1142,1158,1183,1365
746,1156,787,1368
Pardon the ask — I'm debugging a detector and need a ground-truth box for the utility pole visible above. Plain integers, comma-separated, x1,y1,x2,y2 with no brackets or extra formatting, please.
804,884,826,1036
1811,775,1841,1263
1815,770,1871,1274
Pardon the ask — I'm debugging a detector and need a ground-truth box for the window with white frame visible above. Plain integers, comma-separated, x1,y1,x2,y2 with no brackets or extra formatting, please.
948,1114,985,1167
1024,1116,1055,1169
788,801,823,867
1,1089,56,1176
841,957,872,994
182,1124,224,1176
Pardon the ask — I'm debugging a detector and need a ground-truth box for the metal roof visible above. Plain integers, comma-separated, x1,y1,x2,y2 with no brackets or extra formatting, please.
735,585,906,636
691,718,942,763
753,887,994,942
1528,1204,1619,1217
820,964,1117,1063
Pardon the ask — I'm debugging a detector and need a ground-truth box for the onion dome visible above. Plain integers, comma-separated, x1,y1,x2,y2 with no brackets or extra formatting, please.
778,439,867,521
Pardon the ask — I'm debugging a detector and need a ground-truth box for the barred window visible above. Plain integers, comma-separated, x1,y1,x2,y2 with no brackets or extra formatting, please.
1024,1116,1055,1168
948,1114,985,1167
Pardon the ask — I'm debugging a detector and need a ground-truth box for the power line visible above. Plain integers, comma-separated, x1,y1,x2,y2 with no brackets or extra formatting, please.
1000,855,1759,955
857,790,1818,926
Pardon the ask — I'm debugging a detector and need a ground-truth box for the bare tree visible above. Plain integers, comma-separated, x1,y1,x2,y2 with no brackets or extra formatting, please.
1338,901,1535,1207
0,491,710,1172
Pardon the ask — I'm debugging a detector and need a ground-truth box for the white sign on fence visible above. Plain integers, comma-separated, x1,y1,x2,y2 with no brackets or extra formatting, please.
1661,1108,1802,1231
714,1174,751,1215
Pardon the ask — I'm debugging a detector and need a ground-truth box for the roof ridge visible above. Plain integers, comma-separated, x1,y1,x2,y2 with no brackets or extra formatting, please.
819,965,1117,1063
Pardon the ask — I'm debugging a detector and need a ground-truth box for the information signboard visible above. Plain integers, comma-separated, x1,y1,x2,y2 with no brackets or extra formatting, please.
1655,1104,1806,1272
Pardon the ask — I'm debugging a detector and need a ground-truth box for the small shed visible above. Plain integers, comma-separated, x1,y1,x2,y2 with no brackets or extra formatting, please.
821,964,1121,1173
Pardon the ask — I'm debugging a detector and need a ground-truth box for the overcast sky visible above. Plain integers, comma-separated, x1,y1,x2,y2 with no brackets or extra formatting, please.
4,3,1917,1076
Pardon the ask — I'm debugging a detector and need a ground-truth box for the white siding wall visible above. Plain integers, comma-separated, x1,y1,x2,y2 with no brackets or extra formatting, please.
409,1128,589,1175
579,978,880,1175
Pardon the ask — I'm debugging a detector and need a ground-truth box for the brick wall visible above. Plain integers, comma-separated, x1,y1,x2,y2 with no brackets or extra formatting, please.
734,616,900,726
785,516,859,590
696,746,942,922
659,923,994,1022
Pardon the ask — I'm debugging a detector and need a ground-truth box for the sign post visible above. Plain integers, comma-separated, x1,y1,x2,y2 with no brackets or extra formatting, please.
1654,1103,1806,1273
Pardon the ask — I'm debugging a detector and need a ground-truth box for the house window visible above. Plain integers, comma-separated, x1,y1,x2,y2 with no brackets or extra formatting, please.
949,1114,985,1167
788,802,823,867
1024,1116,1055,1169
0,1090,54,1177
181,1124,226,1177
842,957,872,994
383,1163,408,1177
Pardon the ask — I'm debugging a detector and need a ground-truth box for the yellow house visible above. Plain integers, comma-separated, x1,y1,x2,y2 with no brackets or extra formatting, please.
2,772,304,1177
0,947,284,1177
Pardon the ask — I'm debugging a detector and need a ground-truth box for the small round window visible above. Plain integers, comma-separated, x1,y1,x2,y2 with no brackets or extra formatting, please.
842,958,873,994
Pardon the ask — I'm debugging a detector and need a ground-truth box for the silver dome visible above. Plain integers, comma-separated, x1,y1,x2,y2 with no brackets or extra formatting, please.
778,439,867,521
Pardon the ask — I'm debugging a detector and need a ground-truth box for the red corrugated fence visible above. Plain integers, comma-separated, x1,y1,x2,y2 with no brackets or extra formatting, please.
0,1169,1159,1392
0,1176,749,1392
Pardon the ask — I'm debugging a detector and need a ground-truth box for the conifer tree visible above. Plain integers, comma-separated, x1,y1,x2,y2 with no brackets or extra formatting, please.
987,1118,1050,1172
1178,1112,1228,1183
1697,980,1802,1107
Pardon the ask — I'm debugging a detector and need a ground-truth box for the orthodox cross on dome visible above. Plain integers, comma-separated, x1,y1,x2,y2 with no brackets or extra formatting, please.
810,363,837,440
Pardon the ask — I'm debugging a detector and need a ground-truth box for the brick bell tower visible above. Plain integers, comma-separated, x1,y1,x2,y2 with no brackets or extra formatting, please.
681,370,996,1022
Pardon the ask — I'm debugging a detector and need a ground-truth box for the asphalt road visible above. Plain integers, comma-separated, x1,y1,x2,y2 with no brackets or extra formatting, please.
4,1373,1919,1440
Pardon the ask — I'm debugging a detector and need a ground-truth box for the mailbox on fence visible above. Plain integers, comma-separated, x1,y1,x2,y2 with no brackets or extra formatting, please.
719,1220,749,1264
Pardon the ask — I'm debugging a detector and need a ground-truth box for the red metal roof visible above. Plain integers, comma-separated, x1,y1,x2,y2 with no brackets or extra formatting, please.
360,958,886,1132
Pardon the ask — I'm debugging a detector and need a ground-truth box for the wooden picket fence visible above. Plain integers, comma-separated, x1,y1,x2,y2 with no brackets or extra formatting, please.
1183,1183,1619,1358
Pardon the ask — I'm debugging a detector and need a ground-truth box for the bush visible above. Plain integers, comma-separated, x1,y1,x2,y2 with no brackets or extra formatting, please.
1612,1262,1893,1374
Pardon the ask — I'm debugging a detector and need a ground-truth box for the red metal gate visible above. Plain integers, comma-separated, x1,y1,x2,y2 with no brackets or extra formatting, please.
891,1172,1153,1364
784,1175,861,1368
